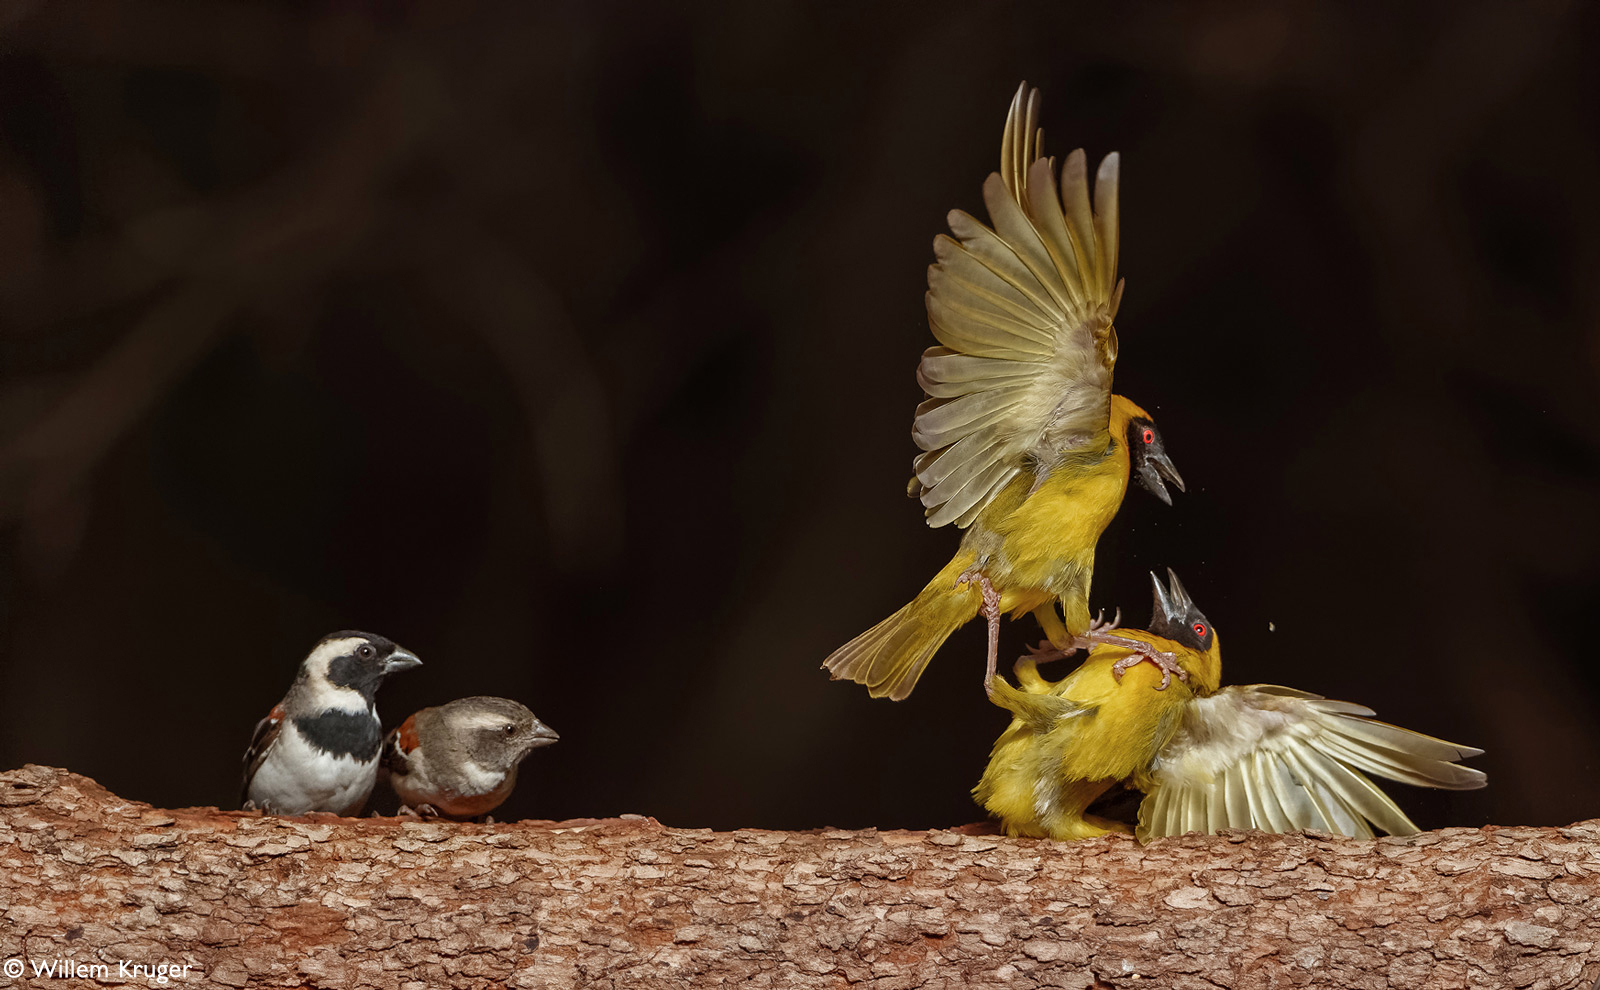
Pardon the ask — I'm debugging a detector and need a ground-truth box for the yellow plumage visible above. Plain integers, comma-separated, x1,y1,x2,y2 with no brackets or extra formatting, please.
975,572,1486,842
976,626,1221,840
824,83,1184,701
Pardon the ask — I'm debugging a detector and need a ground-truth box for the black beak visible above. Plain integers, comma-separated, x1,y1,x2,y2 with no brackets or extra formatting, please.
383,649,423,675
1135,450,1185,506
1147,569,1189,640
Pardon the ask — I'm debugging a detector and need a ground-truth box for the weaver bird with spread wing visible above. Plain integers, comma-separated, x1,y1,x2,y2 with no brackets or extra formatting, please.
976,571,1486,842
824,83,1184,701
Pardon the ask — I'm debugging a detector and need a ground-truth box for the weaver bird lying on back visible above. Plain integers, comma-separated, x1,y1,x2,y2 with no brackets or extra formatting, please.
976,571,1486,842
824,82,1184,702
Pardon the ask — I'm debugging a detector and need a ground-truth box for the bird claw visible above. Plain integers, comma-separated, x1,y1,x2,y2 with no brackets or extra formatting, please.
1106,642,1189,691
1086,607,1122,636
397,804,440,819
1022,607,1120,670
1024,639,1072,662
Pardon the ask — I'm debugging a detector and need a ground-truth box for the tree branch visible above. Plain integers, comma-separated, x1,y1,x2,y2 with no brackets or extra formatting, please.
0,765,1593,989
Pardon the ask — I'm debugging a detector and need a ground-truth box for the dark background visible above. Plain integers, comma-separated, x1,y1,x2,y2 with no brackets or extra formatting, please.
0,1,1595,833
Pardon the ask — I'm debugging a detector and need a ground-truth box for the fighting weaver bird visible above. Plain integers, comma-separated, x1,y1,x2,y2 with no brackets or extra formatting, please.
824,82,1184,702
975,572,1486,842
242,630,422,816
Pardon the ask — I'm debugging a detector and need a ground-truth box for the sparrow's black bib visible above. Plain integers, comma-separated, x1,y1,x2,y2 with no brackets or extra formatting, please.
294,709,383,761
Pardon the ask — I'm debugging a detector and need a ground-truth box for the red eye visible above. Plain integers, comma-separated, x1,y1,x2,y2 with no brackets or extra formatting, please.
1192,622,1207,637
1142,429,1154,444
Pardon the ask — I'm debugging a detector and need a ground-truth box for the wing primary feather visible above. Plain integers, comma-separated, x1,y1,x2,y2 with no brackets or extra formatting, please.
911,86,1122,528
1297,746,1419,837
1223,765,1252,829
981,175,1076,316
1057,150,1099,293
1022,157,1089,304
1319,709,1486,764
1299,748,1381,838
1092,152,1120,299
1205,778,1231,836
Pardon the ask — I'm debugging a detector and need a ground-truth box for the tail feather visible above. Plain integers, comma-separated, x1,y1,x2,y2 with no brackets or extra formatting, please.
824,569,980,701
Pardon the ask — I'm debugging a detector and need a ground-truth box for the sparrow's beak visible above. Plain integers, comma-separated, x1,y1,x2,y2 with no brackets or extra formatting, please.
384,649,423,674
1135,449,1186,506
526,720,560,749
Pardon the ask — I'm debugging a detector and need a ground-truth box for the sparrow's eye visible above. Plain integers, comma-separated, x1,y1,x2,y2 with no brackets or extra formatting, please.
503,724,517,735
1142,429,1155,444
357,645,375,659
1192,622,1207,638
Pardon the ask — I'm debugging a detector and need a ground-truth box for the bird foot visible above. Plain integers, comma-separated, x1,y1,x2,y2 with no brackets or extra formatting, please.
1025,608,1123,668
1078,632,1189,691
397,804,440,819
1086,607,1122,636
1024,639,1075,662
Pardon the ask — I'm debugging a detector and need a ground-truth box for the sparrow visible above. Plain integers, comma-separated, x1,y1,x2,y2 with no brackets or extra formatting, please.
975,571,1486,842
241,630,422,816
825,81,1184,703
382,696,558,820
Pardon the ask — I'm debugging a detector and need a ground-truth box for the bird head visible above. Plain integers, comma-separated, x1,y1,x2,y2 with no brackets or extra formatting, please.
447,696,560,772
1147,570,1221,690
1112,396,1185,505
302,630,422,702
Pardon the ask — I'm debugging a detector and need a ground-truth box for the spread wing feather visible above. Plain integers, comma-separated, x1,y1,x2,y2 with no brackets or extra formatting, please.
911,83,1124,529
1136,685,1486,842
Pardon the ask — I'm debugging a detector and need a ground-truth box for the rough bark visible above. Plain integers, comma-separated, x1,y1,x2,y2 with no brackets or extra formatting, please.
0,766,1594,989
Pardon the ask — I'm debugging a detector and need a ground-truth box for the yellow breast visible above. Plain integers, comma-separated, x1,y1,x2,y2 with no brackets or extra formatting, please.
970,443,1131,593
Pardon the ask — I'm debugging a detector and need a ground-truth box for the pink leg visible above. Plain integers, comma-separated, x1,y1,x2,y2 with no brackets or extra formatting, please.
1076,631,1189,691
956,569,1003,695
1027,608,1124,664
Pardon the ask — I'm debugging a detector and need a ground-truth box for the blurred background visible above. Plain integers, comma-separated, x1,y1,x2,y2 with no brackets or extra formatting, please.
0,0,1595,832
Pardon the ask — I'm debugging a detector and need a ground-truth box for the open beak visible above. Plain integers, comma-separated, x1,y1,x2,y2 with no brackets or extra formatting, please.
383,649,423,675
1136,450,1186,506
1147,569,1191,641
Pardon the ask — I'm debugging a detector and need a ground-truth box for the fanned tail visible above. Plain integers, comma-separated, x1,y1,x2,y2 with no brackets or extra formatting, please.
823,558,981,701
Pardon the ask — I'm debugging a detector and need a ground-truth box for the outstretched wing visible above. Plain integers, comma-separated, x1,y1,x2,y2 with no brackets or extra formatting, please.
911,82,1124,528
1137,685,1486,842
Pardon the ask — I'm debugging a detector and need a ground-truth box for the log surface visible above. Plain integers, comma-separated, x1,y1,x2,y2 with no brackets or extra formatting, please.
0,765,1594,989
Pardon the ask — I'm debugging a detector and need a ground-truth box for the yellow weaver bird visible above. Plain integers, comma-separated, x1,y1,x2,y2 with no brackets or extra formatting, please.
824,83,1185,702
976,571,1487,842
